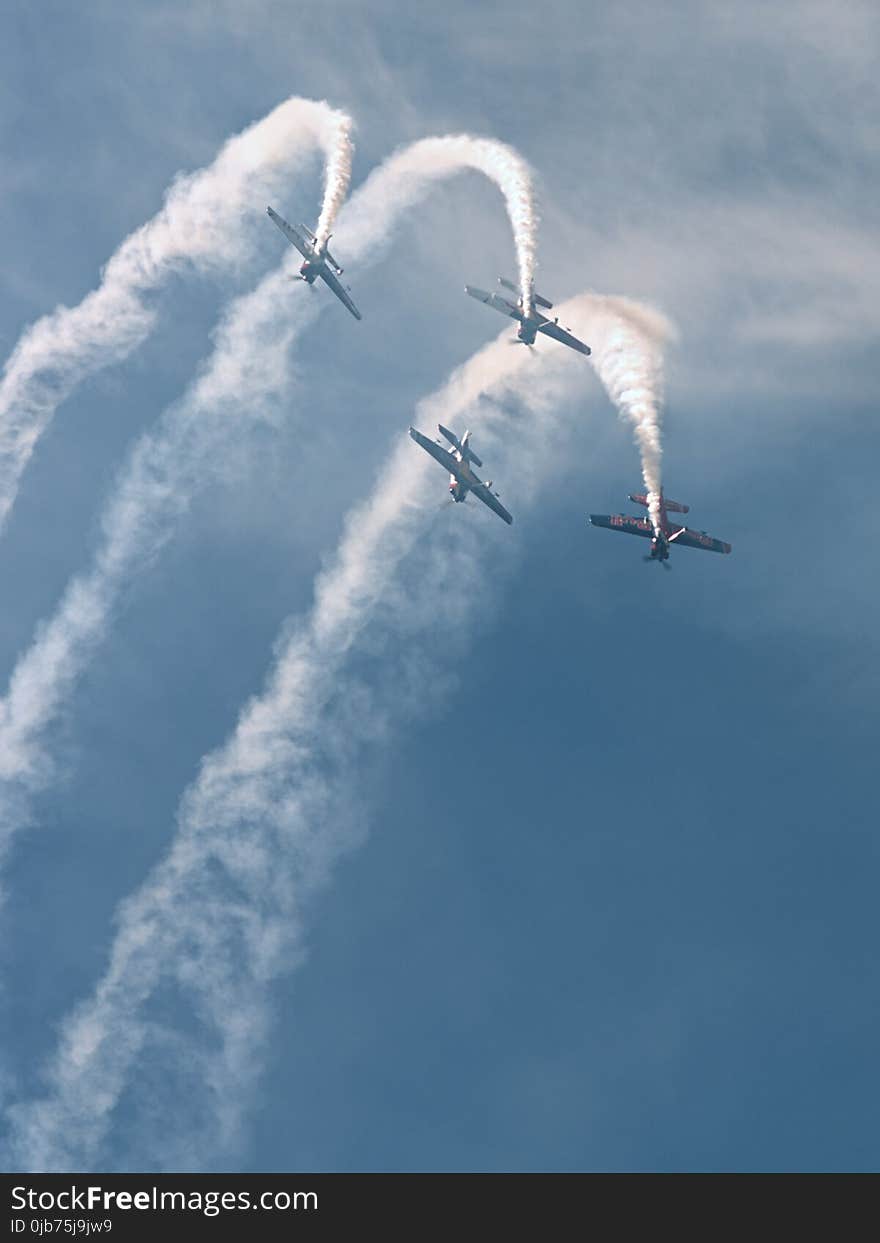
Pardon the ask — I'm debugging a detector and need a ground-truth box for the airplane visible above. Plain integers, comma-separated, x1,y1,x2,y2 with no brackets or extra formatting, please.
589,489,731,566
465,276,591,355
267,206,362,320
409,424,513,525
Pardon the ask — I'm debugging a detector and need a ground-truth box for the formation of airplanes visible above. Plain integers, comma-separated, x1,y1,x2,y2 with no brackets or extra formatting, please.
268,205,731,561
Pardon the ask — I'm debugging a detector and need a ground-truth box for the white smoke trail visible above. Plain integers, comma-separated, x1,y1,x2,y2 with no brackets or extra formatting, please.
340,134,537,316
0,97,352,537
314,113,354,250
0,134,539,862
585,300,673,533
3,294,672,1171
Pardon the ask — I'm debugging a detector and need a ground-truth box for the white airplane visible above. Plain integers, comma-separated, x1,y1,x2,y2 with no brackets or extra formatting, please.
409,425,513,525
267,206,361,320
465,277,590,354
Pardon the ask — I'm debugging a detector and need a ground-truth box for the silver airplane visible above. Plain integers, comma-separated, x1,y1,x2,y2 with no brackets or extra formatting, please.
409,424,513,525
465,276,590,355
267,206,362,320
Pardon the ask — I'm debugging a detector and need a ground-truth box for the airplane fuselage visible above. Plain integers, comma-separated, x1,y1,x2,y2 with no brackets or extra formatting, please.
517,317,538,345
622,491,679,557
514,308,563,347
300,245,341,284
448,454,476,501
649,497,675,557
299,242,329,281
648,533,670,560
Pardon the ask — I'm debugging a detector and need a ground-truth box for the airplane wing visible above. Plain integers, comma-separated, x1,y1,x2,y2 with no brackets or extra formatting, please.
589,513,654,539
409,426,460,474
668,525,732,554
536,319,591,356
267,206,312,260
465,286,522,323
469,479,513,525
318,266,362,320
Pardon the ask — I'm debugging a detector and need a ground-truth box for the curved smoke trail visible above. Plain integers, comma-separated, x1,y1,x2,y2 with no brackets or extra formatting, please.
3,293,672,1171
585,299,674,533
0,97,353,538
342,134,537,316
0,132,539,863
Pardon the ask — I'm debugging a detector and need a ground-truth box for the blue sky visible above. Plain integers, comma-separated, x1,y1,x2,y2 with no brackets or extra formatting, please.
0,1,878,1171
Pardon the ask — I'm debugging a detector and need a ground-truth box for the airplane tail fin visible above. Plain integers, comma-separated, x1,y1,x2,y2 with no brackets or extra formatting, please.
438,423,460,451
460,430,483,469
628,491,690,514
498,276,553,311
439,424,483,468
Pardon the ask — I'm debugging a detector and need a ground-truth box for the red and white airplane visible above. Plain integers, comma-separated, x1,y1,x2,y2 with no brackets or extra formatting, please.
409,424,513,525
267,206,362,321
590,489,731,565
